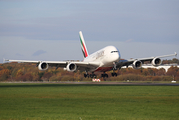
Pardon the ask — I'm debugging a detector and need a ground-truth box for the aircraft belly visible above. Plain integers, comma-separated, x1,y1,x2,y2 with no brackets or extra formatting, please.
94,66,113,72
92,59,114,72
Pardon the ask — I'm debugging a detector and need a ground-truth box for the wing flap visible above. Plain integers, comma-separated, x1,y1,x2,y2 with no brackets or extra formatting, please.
5,59,40,63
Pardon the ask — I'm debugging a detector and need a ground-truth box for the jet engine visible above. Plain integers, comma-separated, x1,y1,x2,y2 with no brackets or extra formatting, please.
152,58,162,67
66,63,77,72
132,60,142,69
38,62,49,71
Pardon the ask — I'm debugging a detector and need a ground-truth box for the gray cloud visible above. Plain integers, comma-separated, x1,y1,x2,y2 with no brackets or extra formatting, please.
32,50,47,56
15,53,24,57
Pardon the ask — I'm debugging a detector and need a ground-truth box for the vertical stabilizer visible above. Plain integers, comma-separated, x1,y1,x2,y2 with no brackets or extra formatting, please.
79,31,89,58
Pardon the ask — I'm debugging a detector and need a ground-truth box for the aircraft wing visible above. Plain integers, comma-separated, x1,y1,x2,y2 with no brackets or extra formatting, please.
116,52,177,68
5,59,67,68
5,59,100,71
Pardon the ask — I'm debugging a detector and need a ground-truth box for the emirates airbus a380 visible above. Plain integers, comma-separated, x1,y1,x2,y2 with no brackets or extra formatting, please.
5,31,177,78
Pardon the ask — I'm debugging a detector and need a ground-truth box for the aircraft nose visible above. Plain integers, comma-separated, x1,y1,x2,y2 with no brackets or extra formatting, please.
111,52,120,62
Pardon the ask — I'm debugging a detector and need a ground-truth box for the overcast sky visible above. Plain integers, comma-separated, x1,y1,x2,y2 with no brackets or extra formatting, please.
0,0,179,63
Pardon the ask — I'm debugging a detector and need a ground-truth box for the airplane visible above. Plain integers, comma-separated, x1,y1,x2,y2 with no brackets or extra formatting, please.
5,31,177,78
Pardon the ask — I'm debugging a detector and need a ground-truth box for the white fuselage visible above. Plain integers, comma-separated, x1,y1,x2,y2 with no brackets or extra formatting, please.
84,46,121,72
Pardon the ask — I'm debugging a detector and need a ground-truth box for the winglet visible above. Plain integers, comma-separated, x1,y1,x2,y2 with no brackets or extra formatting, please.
175,52,177,57
3,58,8,63
79,31,89,58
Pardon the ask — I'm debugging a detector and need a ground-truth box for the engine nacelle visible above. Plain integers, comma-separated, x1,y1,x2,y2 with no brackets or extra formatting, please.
66,63,77,72
152,58,162,67
38,62,49,71
132,60,142,69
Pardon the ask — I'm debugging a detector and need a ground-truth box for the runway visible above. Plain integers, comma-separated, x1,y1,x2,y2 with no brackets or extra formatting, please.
45,81,179,86
2,81,179,86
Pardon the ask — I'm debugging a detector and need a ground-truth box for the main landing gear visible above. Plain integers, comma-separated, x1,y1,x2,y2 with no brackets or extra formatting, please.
101,72,117,78
84,72,118,78
101,73,108,78
84,73,97,78
111,72,117,77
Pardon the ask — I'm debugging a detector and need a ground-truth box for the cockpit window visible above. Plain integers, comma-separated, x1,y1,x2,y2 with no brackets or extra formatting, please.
111,51,118,53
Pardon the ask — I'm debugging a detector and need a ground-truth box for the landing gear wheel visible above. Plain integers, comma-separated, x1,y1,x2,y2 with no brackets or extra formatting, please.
84,74,89,78
101,73,108,78
90,74,97,78
105,74,108,78
111,73,117,77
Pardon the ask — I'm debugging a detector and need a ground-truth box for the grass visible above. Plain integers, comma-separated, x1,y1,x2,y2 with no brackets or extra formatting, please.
0,83,179,120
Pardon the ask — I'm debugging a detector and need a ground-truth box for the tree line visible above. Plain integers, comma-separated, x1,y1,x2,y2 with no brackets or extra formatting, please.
0,58,179,82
